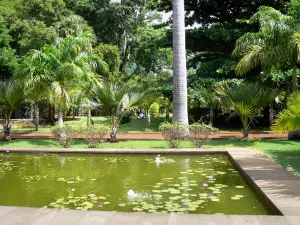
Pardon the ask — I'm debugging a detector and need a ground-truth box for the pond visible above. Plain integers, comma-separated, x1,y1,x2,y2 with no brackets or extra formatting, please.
0,153,275,215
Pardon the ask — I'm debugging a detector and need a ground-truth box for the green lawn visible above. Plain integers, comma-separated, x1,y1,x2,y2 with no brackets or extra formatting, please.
0,138,299,176
10,116,165,134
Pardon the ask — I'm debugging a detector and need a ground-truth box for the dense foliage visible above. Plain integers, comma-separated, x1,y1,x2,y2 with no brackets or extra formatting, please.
1,0,300,139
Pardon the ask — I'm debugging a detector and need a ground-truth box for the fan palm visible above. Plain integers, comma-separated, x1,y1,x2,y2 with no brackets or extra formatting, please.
93,81,149,142
233,6,300,91
272,92,300,132
0,80,24,140
216,83,279,137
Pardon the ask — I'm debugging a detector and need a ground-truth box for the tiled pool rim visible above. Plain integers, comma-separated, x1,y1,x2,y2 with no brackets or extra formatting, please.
0,147,299,225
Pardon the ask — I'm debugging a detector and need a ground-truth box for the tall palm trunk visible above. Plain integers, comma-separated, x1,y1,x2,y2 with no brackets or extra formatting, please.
58,111,64,126
87,107,92,125
269,105,274,126
147,109,151,128
172,0,189,126
31,104,34,120
34,103,39,131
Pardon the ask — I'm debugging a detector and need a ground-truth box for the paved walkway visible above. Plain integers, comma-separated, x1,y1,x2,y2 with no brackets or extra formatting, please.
0,148,300,224
0,207,297,225
3,131,288,140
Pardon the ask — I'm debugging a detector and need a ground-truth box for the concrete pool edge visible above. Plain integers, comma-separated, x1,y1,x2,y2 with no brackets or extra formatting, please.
0,147,300,225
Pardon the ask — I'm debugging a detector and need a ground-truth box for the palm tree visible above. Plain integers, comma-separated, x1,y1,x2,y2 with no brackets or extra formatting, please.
93,81,148,142
233,6,300,91
272,92,300,132
27,33,102,126
216,83,279,138
172,0,189,126
0,80,24,141
19,55,50,131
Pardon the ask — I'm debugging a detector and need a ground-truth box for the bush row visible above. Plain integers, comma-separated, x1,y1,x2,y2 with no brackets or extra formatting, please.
52,124,110,148
52,122,216,149
159,122,217,148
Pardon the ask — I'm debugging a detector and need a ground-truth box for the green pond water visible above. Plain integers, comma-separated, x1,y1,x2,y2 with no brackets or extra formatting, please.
0,153,275,215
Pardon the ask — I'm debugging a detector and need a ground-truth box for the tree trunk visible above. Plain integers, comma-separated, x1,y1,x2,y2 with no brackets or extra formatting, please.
87,108,92,125
292,66,298,92
34,103,39,131
269,105,274,126
243,129,249,138
172,0,189,126
58,111,64,126
3,111,12,141
110,127,118,143
30,104,34,120
147,110,151,128
209,106,214,125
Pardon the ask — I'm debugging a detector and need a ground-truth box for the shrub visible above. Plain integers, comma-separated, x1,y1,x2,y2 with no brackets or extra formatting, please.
84,125,110,148
159,122,187,148
52,125,82,148
150,102,160,117
189,123,217,148
118,112,131,124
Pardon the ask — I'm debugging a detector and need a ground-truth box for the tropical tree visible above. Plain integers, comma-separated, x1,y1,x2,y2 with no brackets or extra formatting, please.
272,92,300,132
172,0,189,126
0,80,24,140
233,6,300,91
26,33,101,126
93,81,148,142
216,83,279,137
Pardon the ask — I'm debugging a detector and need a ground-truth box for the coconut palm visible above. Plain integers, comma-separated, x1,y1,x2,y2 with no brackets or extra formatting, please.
93,81,148,142
216,83,279,137
0,80,24,140
233,6,300,91
272,92,300,132
172,0,189,126
18,54,50,131
27,33,104,126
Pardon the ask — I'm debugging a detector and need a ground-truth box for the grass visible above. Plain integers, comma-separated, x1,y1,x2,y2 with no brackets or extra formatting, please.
0,138,300,176
10,116,165,134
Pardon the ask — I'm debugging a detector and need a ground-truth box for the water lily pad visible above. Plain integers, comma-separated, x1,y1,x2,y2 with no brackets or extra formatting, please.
211,198,220,202
133,207,143,212
148,209,157,213
103,202,110,205
231,196,241,200
118,203,126,207
235,186,244,189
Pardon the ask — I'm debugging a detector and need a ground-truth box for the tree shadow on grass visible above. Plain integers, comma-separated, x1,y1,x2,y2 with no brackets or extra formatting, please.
206,139,254,148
